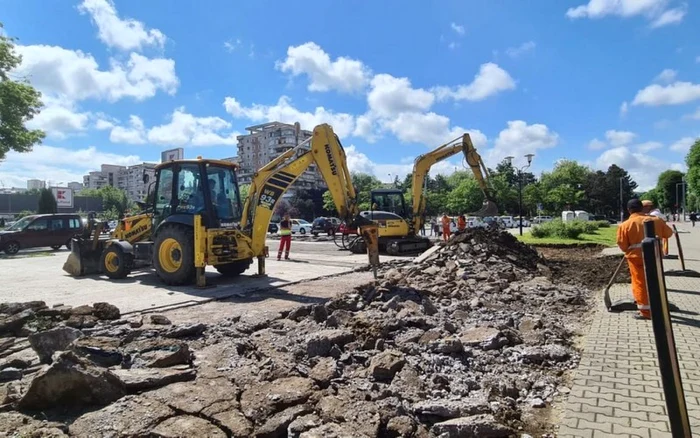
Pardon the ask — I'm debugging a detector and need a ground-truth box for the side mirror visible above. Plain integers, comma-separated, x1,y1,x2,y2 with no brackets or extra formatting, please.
143,171,150,184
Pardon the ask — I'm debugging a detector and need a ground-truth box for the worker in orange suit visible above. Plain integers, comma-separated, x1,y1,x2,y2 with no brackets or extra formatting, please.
457,214,467,233
441,214,452,242
617,199,674,320
642,200,670,255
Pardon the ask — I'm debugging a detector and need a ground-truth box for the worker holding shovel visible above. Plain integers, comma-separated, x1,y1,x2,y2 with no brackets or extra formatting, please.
617,199,673,320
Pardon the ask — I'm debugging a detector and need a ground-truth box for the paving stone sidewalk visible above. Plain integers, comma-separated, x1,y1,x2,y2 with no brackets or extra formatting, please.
560,223,700,437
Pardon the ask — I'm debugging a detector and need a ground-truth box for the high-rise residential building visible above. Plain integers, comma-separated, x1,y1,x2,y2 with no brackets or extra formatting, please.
82,163,156,202
236,122,326,190
27,179,45,190
67,182,83,194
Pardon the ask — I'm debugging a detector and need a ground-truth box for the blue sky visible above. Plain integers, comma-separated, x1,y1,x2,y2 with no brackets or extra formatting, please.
1,0,699,191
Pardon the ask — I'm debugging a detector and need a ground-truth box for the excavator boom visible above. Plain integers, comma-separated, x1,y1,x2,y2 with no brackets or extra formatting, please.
410,133,498,233
242,124,379,274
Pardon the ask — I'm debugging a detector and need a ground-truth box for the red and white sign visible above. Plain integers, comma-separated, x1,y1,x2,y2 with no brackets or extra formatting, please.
51,187,74,208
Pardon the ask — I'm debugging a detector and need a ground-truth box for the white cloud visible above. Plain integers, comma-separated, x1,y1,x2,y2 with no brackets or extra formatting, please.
488,120,559,163
95,117,115,130
78,0,166,51
450,23,465,35
223,39,242,53
632,81,700,106
110,115,146,144
345,145,461,183
655,68,677,83
352,114,380,143
595,146,682,191
605,129,637,147
566,0,667,19
275,42,371,93
147,108,239,147
588,138,607,150
636,141,664,152
432,63,516,102
0,145,141,189
14,45,178,102
506,41,536,58
650,5,688,28
379,112,486,148
224,96,356,138
620,101,629,116
683,107,700,120
669,137,697,153
697,56,700,63
25,98,91,139
367,74,435,118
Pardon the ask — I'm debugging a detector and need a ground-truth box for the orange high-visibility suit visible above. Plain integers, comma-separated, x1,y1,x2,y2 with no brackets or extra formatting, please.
457,216,467,232
617,213,673,318
441,215,452,242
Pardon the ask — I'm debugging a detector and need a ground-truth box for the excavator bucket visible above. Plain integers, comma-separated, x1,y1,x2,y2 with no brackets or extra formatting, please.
62,237,102,277
468,200,499,217
360,225,380,278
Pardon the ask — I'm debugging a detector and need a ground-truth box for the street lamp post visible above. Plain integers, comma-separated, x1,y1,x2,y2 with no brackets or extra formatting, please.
504,154,535,236
676,179,687,221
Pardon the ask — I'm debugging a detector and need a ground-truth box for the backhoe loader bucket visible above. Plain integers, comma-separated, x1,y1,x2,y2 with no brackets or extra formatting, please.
468,200,499,217
62,237,102,277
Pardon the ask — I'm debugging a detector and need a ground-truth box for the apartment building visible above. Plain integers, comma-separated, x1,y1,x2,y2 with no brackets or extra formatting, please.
83,163,156,202
236,122,326,191
27,179,45,190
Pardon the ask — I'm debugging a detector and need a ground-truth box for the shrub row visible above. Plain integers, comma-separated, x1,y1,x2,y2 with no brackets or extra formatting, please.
530,219,605,239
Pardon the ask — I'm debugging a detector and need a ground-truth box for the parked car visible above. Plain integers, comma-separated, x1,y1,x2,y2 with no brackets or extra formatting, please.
513,216,530,227
338,223,358,235
482,216,505,230
590,215,617,224
311,217,341,236
466,216,486,228
0,214,84,255
287,219,313,235
500,216,515,228
532,216,553,224
268,223,279,234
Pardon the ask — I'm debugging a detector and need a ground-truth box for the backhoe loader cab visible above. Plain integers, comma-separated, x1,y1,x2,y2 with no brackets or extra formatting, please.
370,189,408,217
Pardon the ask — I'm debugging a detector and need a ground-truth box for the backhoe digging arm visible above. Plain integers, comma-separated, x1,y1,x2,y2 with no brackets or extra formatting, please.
242,124,380,276
462,134,499,217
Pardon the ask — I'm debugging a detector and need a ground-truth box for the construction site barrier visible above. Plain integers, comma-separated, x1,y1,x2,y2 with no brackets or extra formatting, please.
641,220,692,437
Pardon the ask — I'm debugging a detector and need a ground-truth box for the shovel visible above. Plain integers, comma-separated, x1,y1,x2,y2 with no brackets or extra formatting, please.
603,257,630,311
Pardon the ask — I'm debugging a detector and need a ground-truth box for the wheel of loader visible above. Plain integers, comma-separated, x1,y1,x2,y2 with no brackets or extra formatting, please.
100,245,131,279
153,225,195,285
215,258,253,277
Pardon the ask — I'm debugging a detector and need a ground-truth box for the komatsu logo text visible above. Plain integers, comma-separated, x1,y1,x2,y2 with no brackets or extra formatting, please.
124,224,148,240
324,144,338,176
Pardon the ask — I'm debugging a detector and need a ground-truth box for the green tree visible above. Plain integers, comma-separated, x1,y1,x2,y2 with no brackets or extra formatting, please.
75,188,101,198
239,184,250,203
16,210,34,219
685,139,700,210
0,23,45,160
656,170,684,212
445,177,483,213
37,188,57,214
99,186,131,217
640,187,662,208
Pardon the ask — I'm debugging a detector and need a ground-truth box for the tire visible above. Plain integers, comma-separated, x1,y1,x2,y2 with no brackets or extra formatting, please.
312,232,319,237
100,245,131,279
153,225,195,286
4,241,20,255
51,245,62,251
300,228,306,235
215,258,252,277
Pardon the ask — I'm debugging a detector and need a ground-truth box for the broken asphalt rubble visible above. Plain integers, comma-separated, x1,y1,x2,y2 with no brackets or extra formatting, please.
0,228,592,437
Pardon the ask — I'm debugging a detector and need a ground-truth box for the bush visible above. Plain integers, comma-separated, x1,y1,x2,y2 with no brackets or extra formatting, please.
581,220,599,234
595,220,611,228
530,219,584,239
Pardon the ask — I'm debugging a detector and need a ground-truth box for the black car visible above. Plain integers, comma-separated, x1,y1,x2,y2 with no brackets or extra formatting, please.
268,223,279,234
311,217,340,236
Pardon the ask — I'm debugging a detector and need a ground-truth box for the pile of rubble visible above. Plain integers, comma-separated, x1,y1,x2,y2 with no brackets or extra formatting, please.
0,228,593,437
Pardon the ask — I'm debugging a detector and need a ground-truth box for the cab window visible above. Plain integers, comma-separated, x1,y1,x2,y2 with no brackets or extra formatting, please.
27,219,48,231
156,167,174,219
206,165,242,222
176,164,203,214
69,218,81,229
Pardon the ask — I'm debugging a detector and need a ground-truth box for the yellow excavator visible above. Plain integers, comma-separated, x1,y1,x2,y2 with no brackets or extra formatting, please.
63,124,379,286
346,133,497,255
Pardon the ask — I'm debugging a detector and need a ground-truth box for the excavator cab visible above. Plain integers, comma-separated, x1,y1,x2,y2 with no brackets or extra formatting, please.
370,189,408,217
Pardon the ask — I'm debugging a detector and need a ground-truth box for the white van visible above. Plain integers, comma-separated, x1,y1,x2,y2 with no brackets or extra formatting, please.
500,216,515,228
533,216,553,224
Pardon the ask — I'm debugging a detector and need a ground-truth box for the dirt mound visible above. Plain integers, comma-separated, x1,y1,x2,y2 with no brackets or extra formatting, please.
537,247,630,290
445,228,542,273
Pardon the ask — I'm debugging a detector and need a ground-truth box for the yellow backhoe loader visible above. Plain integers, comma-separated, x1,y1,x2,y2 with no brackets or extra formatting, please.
346,133,497,255
63,124,379,286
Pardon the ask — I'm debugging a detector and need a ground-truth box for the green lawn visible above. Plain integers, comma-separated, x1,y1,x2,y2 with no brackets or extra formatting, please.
517,225,618,247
